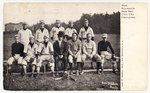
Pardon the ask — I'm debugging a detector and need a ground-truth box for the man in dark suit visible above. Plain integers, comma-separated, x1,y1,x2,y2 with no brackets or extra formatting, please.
53,31,68,76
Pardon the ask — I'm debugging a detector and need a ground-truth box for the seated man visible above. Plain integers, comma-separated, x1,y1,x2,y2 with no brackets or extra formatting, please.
81,33,102,75
37,35,55,77
97,33,117,74
53,31,68,76
7,35,26,76
22,36,38,77
68,33,81,75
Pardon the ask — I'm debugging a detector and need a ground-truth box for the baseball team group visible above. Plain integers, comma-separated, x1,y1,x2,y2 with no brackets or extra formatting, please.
5,19,119,78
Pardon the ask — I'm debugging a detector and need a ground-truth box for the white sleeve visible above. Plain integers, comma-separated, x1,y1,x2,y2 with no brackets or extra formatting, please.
92,42,96,55
29,29,33,37
45,29,50,38
49,42,54,52
18,30,21,39
65,28,69,35
24,45,29,53
35,30,38,41
74,29,77,33
90,28,94,37
50,27,54,37
78,28,82,38
62,27,65,32
38,44,43,53
35,44,38,54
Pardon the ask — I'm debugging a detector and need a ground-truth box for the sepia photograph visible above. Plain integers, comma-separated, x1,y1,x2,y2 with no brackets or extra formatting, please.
3,3,120,90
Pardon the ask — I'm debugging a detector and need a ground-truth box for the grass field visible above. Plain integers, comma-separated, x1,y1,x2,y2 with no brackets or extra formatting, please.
3,32,120,90
4,72,120,90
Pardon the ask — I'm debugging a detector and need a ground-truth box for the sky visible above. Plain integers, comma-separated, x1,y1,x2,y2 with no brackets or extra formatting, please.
4,3,120,25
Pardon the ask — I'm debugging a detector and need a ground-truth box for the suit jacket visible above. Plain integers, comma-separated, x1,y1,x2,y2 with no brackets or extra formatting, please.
53,40,68,57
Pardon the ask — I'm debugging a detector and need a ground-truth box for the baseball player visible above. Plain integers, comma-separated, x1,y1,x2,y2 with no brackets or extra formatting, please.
79,19,94,41
98,33,117,74
68,33,82,75
37,35,55,77
6,35,26,76
81,33,102,75
22,36,38,77
35,20,49,45
65,21,77,41
18,22,33,53
50,20,65,42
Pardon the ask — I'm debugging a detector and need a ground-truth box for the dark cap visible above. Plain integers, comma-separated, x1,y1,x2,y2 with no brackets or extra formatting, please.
57,31,65,37
22,22,27,25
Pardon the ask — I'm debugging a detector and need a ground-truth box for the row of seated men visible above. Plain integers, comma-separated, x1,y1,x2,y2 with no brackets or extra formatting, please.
5,31,118,78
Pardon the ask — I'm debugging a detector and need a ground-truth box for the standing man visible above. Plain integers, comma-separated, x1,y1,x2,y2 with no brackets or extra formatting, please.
81,33,102,75
50,20,65,43
68,33,82,75
23,36,38,77
35,20,49,45
65,21,77,41
53,31,68,76
6,35,26,76
97,33,117,74
18,22,32,53
79,19,94,41
36,36,55,77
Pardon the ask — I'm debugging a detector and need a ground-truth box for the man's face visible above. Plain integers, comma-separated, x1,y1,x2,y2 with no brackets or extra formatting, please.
56,21,61,27
87,34,92,41
41,23,44,28
72,34,77,41
30,38,34,43
69,22,74,28
23,24,27,30
44,37,49,42
102,37,107,41
15,37,19,43
58,36,63,41
84,21,89,27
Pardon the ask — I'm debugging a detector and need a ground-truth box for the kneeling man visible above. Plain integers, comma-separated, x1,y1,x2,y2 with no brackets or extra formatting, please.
37,35,55,77
82,33,102,75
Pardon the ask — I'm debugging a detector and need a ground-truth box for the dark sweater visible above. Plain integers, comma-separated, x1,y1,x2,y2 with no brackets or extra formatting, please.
98,40,114,55
11,42,24,56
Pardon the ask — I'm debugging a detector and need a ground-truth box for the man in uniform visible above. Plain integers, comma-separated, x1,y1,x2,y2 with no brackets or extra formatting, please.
23,36,38,77
81,33,102,75
7,35,26,76
50,20,65,43
18,22,33,53
79,19,94,41
53,31,68,76
35,20,49,45
37,35,55,77
97,33,117,74
68,33,81,75
65,21,77,41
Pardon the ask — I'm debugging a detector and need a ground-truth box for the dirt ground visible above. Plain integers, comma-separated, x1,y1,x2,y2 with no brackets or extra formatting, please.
3,71,120,91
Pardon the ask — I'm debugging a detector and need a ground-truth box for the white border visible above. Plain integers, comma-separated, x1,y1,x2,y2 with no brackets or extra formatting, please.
0,0,149,93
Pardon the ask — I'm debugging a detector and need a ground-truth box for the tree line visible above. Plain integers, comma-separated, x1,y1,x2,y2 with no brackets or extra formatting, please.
5,12,120,34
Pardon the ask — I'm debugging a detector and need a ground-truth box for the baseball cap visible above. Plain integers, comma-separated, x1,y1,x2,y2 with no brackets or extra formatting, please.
102,33,108,37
